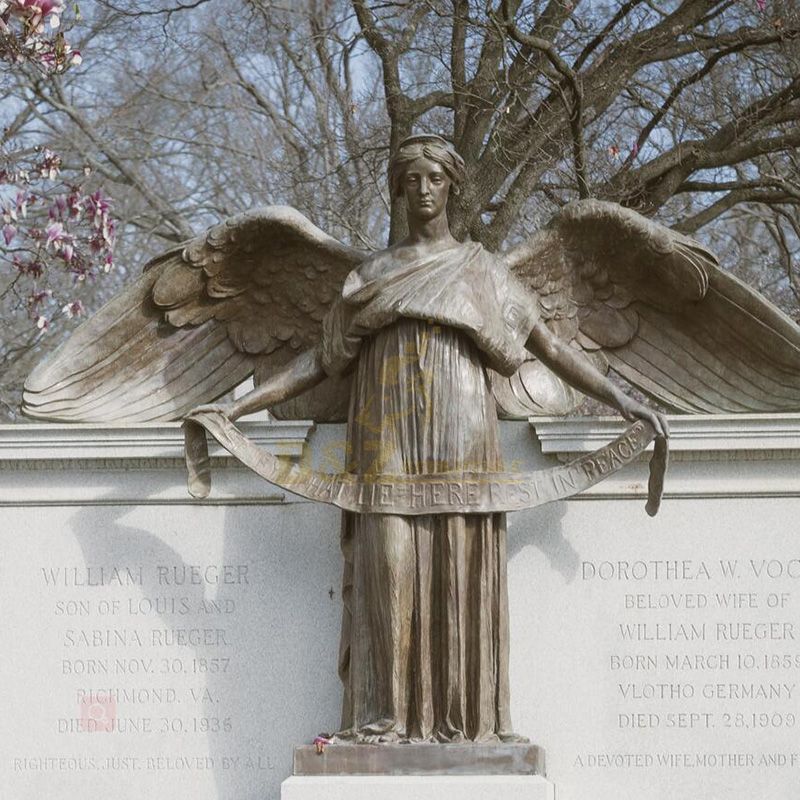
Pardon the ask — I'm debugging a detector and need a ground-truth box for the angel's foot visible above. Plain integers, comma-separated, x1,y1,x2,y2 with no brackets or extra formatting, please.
499,731,530,744
433,727,529,744
331,718,408,744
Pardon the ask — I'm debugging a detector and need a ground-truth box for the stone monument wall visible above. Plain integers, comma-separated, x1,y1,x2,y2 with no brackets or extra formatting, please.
1,415,798,800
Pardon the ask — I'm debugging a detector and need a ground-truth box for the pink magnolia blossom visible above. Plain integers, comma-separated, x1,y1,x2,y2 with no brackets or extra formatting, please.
5,0,63,40
35,315,49,330
66,191,81,216
44,220,75,262
84,190,111,224
15,190,28,217
50,194,67,218
45,220,64,245
8,0,64,19
61,299,83,318
756,0,766,10
39,148,61,180
2,223,16,245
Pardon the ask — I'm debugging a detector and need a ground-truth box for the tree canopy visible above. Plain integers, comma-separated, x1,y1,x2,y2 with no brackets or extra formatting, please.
2,0,799,419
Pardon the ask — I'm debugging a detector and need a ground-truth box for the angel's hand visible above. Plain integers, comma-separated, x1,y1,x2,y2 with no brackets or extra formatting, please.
618,396,669,439
185,403,234,420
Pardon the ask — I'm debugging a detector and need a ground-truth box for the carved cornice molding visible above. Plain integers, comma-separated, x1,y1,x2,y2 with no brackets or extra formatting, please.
0,421,315,505
529,414,800,501
0,420,314,467
531,414,800,461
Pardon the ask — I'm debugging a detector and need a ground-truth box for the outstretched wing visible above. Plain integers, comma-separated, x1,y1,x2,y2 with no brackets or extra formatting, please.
23,206,365,422
497,199,800,416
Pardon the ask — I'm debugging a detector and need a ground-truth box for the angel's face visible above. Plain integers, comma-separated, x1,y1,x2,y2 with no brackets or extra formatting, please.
401,157,452,222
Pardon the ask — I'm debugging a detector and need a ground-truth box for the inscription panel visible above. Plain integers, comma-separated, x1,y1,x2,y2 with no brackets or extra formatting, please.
510,496,800,800
1,503,343,800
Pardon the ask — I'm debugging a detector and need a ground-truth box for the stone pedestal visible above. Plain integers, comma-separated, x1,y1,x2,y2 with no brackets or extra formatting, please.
281,775,554,799
292,742,545,776
282,743,551,800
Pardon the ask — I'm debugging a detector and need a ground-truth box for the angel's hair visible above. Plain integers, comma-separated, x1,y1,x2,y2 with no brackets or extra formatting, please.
388,134,466,198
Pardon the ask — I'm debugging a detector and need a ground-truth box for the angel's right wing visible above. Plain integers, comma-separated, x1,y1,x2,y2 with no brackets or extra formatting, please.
498,199,800,416
22,206,366,423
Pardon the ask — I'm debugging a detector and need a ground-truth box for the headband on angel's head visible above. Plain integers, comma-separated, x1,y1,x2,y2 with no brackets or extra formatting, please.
388,133,466,197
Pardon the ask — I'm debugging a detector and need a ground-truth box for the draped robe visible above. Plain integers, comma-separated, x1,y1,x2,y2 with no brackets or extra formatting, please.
321,241,539,742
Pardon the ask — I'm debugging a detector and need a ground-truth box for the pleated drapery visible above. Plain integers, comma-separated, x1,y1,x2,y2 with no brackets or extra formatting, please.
335,318,518,743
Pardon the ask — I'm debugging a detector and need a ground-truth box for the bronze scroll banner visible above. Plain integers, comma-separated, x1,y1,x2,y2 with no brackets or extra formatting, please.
184,412,668,516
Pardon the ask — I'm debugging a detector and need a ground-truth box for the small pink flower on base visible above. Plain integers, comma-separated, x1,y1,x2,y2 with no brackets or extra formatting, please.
313,735,333,754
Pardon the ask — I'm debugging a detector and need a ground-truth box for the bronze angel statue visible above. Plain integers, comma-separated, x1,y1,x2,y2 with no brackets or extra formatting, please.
23,135,800,744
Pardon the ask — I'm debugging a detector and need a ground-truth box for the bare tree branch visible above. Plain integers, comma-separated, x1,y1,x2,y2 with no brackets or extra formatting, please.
675,189,800,234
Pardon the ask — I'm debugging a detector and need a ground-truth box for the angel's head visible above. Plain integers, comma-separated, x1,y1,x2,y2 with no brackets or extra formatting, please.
389,134,465,223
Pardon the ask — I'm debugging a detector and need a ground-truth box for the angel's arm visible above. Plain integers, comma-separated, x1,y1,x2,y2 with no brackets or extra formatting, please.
191,346,326,421
526,321,669,438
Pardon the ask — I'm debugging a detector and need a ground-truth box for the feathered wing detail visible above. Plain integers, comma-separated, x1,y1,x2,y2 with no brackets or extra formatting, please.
23,206,366,422
498,198,800,416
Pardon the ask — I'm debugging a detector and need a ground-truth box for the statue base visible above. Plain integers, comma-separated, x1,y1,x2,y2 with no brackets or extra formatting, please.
282,743,552,799
293,742,545,775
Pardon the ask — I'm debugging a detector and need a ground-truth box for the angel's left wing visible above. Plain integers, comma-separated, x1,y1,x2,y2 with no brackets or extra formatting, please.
496,199,800,416
22,206,365,423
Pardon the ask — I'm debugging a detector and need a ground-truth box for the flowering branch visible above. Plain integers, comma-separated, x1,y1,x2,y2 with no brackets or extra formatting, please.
1,0,116,340
1,147,115,331
0,0,81,72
